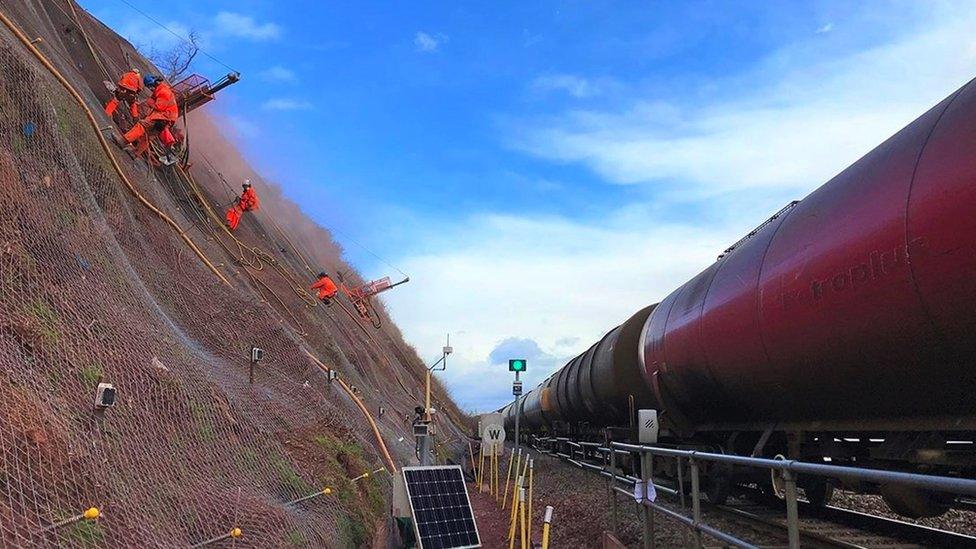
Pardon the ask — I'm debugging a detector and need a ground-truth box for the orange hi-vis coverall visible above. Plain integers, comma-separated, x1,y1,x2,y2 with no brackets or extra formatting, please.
225,187,259,230
105,70,142,118
311,275,338,301
122,81,180,156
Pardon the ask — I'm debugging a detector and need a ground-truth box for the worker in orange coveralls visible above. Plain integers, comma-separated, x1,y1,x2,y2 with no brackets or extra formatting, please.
225,180,259,231
104,69,142,118
113,75,179,157
311,272,338,305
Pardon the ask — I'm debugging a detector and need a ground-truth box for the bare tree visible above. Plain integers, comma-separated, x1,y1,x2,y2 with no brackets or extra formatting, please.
144,30,200,82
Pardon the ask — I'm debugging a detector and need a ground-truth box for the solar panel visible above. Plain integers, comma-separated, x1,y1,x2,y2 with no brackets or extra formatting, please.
402,465,481,549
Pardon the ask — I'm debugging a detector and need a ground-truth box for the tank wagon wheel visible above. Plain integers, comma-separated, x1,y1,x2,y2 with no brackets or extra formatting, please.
880,484,950,519
801,478,835,507
705,461,733,505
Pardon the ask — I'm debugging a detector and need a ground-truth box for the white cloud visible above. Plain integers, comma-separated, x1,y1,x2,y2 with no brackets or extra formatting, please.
260,66,297,83
214,12,281,41
816,22,834,34
261,98,313,111
511,8,976,197
414,31,447,53
118,11,279,55
384,207,734,412
530,74,603,98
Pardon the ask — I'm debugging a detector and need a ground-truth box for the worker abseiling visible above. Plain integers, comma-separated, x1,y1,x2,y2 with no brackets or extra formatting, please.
225,180,259,231
311,272,338,305
113,75,179,158
104,68,142,119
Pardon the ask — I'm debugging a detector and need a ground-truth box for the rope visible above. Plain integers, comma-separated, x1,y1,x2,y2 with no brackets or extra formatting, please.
113,0,239,75
0,8,231,286
328,223,410,280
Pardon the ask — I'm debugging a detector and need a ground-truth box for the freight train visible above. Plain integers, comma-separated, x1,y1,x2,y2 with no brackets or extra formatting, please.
497,78,976,518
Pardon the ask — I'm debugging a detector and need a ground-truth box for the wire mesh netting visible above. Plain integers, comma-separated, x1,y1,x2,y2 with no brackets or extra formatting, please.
0,2,469,547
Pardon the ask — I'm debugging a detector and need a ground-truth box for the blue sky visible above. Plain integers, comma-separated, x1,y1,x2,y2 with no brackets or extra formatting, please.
80,1,976,412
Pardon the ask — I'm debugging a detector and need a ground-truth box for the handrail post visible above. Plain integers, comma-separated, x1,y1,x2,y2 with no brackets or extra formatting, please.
640,451,655,549
610,445,619,536
784,468,800,549
676,456,689,548
690,457,703,549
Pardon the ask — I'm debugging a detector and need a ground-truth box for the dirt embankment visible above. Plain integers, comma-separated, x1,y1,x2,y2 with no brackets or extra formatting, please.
0,1,467,547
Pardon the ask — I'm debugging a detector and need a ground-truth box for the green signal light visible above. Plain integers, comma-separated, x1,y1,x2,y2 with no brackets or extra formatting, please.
509,359,527,372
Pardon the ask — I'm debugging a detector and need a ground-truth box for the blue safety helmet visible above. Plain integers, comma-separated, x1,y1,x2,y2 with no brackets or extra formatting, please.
143,75,160,88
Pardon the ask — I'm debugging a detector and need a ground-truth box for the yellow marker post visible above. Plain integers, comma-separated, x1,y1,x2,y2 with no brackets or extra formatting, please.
489,450,494,497
503,448,520,509
519,486,527,549
541,505,554,549
511,456,528,536
508,475,522,549
494,450,499,497
512,452,529,501
478,445,486,492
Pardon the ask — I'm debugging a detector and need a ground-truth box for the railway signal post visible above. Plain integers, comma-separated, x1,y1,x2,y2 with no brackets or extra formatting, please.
509,359,526,453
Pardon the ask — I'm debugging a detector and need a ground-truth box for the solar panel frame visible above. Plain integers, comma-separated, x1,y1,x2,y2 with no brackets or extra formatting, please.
402,465,481,549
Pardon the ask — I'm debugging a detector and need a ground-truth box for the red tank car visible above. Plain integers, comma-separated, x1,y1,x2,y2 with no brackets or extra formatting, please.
493,79,976,519
641,79,976,433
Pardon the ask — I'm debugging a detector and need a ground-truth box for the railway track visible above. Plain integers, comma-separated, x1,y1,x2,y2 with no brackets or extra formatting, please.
531,439,976,548
715,498,976,548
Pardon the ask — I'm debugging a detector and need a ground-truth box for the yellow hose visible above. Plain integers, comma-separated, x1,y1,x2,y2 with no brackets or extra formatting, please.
303,349,398,474
0,9,230,286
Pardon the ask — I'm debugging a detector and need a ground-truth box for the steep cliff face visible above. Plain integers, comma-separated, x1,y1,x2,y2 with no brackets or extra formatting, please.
0,2,465,547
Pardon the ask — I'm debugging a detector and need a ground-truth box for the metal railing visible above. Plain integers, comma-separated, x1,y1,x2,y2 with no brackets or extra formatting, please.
531,436,976,549
605,441,976,549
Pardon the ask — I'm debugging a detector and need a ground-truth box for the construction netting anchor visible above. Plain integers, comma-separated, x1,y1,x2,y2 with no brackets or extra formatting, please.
188,527,242,548
285,467,386,507
38,507,100,533
287,486,333,507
